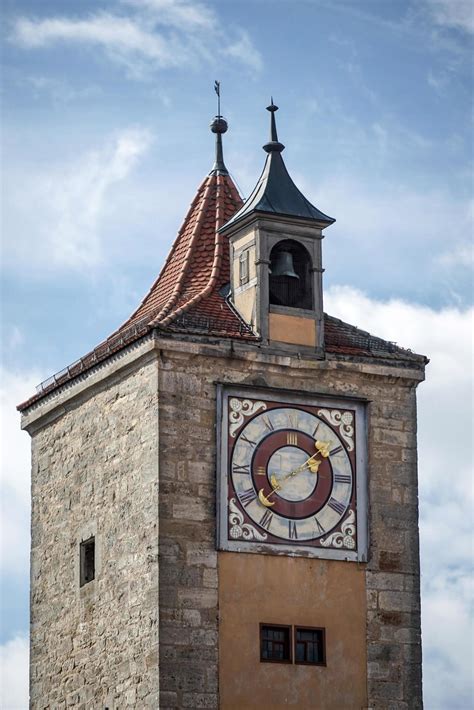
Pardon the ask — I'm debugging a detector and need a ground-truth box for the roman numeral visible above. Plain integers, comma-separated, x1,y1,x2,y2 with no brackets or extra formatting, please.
288,411,299,428
232,463,250,475
239,488,257,507
259,510,273,531
287,432,298,446
262,416,274,432
312,421,321,438
328,497,346,516
288,521,298,539
256,466,266,476
241,433,256,448
313,516,325,535
330,445,343,456
334,473,352,485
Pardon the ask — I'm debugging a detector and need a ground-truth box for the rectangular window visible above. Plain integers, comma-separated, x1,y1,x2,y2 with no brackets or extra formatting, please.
294,627,326,665
80,537,95,587
239,250,249,285
260,624,291,663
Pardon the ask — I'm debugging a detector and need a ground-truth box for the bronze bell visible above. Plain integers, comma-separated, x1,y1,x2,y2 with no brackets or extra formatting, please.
270,251,299,279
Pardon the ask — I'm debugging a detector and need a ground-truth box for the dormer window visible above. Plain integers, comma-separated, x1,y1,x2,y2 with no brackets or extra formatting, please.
269,240,312,310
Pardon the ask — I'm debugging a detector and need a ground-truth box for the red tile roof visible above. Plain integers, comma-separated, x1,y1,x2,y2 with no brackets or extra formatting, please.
18,169,426,413
110,171,255,340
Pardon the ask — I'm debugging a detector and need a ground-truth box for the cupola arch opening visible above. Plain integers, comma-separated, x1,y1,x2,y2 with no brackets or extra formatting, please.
269,238,313,310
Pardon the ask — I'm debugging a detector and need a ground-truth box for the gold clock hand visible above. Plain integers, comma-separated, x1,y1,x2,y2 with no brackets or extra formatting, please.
257,440,334,508
259,452,323,507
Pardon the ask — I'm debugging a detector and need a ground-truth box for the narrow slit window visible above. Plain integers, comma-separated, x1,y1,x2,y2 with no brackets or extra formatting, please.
260,624,291,663
80,537,95,587
239,250,249,285
294,627,326,665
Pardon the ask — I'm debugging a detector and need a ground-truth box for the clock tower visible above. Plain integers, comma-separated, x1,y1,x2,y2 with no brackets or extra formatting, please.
20,101,427,709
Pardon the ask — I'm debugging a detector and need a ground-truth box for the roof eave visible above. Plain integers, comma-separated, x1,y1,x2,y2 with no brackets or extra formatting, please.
219,208,335,235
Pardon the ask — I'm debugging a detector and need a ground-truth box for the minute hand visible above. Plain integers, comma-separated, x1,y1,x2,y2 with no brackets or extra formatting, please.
259,453,323,506
280,441,331,481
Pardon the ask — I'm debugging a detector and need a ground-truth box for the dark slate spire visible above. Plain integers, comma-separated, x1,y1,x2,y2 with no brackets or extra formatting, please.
209,116,229,176
209,80,229,176
263,98,285,153
221,100,335,229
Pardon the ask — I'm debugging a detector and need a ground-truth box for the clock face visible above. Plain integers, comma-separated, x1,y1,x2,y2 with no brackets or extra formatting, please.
218,390,368,561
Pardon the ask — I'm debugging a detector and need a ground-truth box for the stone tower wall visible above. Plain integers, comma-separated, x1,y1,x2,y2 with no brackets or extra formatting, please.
26,337,423,709
29,354,159,709
157,340,423,710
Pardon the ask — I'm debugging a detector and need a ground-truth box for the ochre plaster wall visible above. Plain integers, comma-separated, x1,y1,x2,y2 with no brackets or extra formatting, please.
234,285,256,326
219,552,367,709
269,312,316,347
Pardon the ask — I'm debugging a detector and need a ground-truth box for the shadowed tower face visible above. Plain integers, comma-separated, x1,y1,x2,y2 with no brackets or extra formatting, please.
20,97,426,710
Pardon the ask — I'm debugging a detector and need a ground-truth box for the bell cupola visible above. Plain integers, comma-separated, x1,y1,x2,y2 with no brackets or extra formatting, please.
220,101,335,353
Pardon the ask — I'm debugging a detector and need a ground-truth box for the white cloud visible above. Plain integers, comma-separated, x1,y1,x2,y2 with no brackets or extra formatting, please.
122,0,216,30
0,368,40,578
24,75,101,103
0,635,29,709
13,12,189,78
224,30,264,74
436,240,474,268
309,174,473,306
425,0,474,35
325,286,473,708
10,1,262,80
4,128,153,271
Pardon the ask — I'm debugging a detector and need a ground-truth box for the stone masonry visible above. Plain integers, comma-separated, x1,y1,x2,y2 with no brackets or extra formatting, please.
26,351,159,709
23,333,424,709
156,338,423,710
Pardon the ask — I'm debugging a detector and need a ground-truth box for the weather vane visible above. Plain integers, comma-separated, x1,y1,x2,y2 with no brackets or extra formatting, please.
214,80,221,118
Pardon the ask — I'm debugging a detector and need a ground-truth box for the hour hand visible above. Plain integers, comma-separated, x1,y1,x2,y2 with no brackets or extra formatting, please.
270,474,281,491
258,489,275,507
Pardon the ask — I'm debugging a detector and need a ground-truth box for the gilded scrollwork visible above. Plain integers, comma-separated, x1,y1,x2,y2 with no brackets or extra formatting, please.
317,408,354,451
228,498,268,542
229,398,267,437
320,509,356,549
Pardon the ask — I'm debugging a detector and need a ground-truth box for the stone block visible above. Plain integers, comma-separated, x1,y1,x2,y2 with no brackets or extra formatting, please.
185,545,217,568
368,680,403,701
178,588,218,609
160,690,178,708
379,591,420,613
182,692,218,708
173,500,210,522
161,370,202,395
368,642,402,663
367,572,405,591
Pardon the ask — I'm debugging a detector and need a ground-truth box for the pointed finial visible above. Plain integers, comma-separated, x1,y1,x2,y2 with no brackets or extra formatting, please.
263,98,285,153
209,80,228,175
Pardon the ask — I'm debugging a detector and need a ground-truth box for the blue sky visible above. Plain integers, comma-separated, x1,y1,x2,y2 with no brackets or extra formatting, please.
1,1,473,707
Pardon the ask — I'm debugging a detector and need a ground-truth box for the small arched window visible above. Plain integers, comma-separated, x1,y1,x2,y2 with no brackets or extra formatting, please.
269,240,312,310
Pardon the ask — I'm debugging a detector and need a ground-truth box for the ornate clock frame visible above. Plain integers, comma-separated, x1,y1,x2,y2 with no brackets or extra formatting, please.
216,385,369,562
